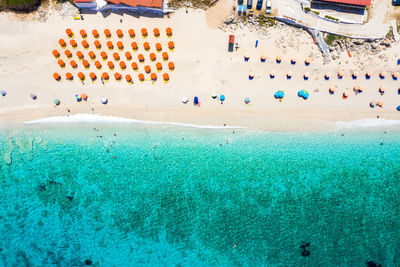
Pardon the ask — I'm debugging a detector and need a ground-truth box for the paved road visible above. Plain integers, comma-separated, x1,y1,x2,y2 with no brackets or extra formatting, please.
273,0,391,39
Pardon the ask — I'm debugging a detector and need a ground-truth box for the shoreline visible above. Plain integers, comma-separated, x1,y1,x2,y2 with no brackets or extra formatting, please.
0,113,398,133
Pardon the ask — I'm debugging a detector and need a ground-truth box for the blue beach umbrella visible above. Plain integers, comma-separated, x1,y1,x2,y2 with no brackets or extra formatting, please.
298,90,309,100
53,99,60,105
397,105,400,111
244,97,250,104
220,95,225,102
274,91,284,99
0,90,6,96
194,96,199,105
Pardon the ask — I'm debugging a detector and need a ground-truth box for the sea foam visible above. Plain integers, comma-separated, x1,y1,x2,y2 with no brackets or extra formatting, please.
334,118,400,129
25,114,244,129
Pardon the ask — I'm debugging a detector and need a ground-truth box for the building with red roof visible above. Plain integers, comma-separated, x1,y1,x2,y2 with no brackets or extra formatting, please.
74,0,164,14
311,0,371,8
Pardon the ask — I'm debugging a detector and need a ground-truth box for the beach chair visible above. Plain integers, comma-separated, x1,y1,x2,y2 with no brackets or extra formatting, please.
238,5,243,15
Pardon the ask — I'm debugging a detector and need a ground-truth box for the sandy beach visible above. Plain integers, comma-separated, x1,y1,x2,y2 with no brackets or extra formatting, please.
0,3,399,131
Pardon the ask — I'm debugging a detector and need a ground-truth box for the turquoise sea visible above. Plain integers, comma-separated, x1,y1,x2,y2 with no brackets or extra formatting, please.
1,122,400,266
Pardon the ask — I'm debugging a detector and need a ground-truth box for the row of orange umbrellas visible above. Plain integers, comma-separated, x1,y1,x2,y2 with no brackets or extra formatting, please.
53,49,170,62
53,72,170,82
65,27,173,39
58,39,175,51
56,58,174,71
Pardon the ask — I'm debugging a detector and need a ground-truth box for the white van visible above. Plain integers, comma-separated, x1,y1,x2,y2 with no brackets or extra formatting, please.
265,0,271,14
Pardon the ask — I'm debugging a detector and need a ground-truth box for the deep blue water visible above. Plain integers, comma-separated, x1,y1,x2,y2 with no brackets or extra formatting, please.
0,124,400,266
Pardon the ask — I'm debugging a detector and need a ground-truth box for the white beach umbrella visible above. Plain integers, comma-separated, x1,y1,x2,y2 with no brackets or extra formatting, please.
212,93,218,99
377,100,383,107
101,97,108,104
182,97,188,103
304,71,310,78
343,90,350,98
329,86,336,93
393,72,399,79
380,71,387,77
325,72,331,79
270,70,276,77
379,86,385,94
287,70,293,77
337,70,344,78
366,70,373,77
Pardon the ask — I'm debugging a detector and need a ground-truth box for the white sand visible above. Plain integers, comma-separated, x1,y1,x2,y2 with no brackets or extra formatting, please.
0,6,399,131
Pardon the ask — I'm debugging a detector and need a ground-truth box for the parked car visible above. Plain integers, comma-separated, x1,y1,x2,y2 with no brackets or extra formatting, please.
247,0,252,9
265,0,271,14
256,0,263,10
393,0,400,6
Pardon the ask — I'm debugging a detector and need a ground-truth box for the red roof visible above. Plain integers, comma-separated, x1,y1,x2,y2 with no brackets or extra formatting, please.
107,0,162,8
74,0,92,3
318,0,371,6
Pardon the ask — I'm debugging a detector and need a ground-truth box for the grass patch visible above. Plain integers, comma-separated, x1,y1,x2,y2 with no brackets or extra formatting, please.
324,33,347,46
325,15,339,21
258,15,276,27
6,0,37,7
167,0,214,9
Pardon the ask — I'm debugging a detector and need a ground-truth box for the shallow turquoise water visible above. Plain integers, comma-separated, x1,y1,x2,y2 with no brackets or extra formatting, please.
0,124,400,266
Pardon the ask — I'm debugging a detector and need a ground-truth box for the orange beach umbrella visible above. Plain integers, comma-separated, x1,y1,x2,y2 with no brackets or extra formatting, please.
153,28,160,37
141,28,147,37
156,43,162,51
168,41,174,50
78,72,85,80
125,52,132,60
151,73,157,81
102,72,109,80
88,51,96,60
82,40,89,49
114,72,121,80
113,52,120,61
144,65,151,73
163,73,169,81
70,60,77,68
92,29,99,38
149,53,156,61
80,29,87,38
58,59,65,68
66,72,73,80
116,29,123,38
52,50,60,58
125,74,132,82
76,51,84,59
59,39,66,47
66,28,73,37
166,27,172,36
168,61,175,70
138,73,145,81
104,29,111,38
131,42,138,50
94,40,101,49
64,49,72,58
107,61,114,69
81,93,88,100
131,62,138,70
53,73,60,80
143,42,150,50
82,60,90,68
128,29,135,38
117,41,124,50
95,60,102,69
90,72,96,81
107,41,113,50
100,51,107,60
162,52,168,60
156,62,162,71
119,61,126,69
138,54,144,62
70,39,77,48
